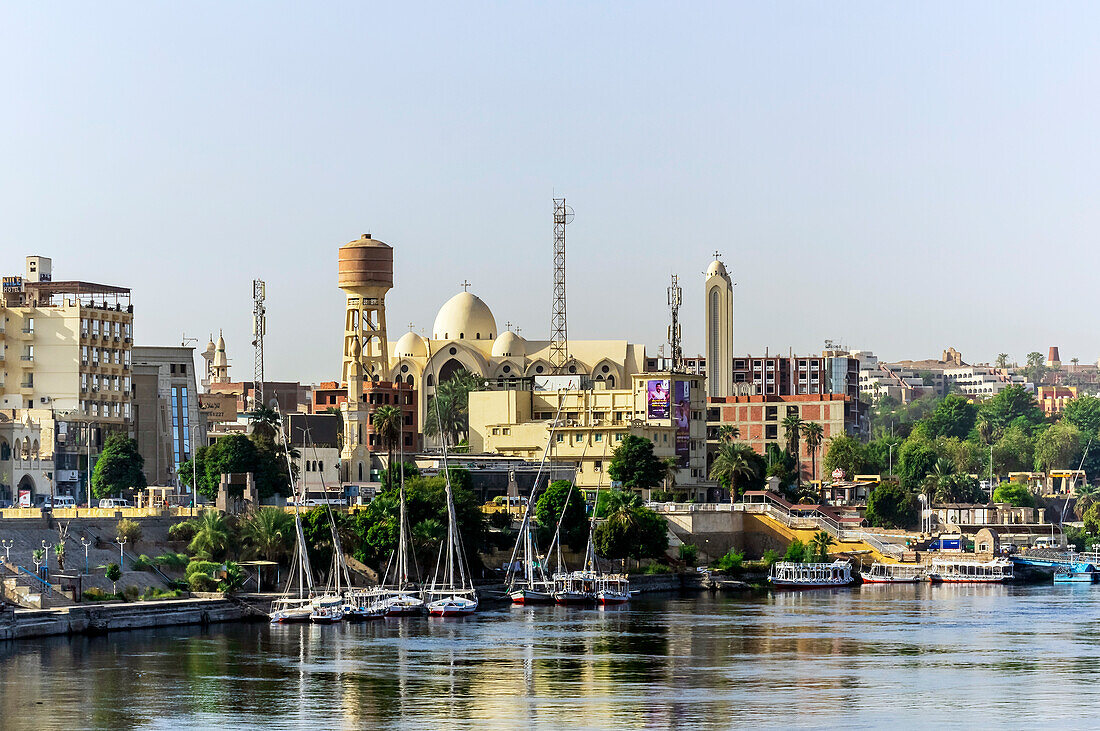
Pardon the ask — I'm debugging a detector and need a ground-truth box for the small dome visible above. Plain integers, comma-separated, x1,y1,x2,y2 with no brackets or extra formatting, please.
432,291,497,341
706,259,729,279
394,331,427,358
492,330,527,358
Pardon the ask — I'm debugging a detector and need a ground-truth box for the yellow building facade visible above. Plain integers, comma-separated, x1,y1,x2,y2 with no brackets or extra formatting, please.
469,372,710,500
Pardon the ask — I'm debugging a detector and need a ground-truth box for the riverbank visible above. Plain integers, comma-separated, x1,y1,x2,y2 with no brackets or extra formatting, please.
0,594,271,641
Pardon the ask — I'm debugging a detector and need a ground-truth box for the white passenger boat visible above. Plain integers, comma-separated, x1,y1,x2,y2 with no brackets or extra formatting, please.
768,560,854,588
269,597,312,624
378,591,426,616
595,575,630,605
927,557,1013,584
309,594,344,624
861,562,926,584
553,570,597,605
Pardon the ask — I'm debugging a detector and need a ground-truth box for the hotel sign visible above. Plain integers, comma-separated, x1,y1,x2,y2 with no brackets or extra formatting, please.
198,393,238,422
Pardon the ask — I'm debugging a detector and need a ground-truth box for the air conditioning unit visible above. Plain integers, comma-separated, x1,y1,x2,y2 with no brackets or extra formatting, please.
39,396,51,403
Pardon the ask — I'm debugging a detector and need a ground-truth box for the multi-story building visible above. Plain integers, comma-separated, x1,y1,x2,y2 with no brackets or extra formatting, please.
469,372,710,501
0,256,133,502
706,393,861,482
131,346,204,488
942,366,1030,397
286,412,341,497
1036,385,1077,417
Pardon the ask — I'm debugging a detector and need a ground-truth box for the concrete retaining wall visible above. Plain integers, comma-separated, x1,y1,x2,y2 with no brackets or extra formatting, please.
0,597,262,641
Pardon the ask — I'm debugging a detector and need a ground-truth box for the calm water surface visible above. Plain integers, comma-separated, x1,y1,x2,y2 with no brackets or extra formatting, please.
3,585,1100,730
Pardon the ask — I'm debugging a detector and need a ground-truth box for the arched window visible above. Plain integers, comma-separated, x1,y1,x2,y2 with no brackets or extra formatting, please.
358,463,363,481
426,374,434,387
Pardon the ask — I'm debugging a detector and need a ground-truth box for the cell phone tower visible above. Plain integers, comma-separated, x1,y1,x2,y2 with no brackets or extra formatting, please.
668,274,683,373
252,279,266,410
550,198,574,372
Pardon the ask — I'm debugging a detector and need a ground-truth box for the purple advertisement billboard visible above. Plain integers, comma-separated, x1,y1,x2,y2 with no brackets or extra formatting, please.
674,381,690,467
646,379,670,419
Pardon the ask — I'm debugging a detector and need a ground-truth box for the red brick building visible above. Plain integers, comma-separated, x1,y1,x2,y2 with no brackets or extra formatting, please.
707,393,859,482
312,380,419,451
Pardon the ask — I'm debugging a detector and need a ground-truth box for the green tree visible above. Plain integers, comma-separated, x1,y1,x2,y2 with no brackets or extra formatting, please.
783,538,809,563
800,421,825,481
535,479,588,548
104,562,121,594
717,425,740,442
372,405,403,479
248,404,281,441
709,441,762,499
924,395,978,439
423,370,481,446
992,482,1036,508
995,353,1009,369
380,461,420,491
188,510,234,560
1034,421,1083,471
992,423,1035,474
1025,351,1047,386
864,483,919,529
91,434,147,499
239,507,295,563
810,530,836,562
1063,396,1100,435
116,518,142,545
980,385,1044,431
895,437,938,491
781,413,804,482
608,435,664,492
821,435,867,480
593,499,668,562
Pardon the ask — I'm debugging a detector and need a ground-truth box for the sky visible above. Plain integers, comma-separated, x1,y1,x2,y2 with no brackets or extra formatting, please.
3,3,1100,382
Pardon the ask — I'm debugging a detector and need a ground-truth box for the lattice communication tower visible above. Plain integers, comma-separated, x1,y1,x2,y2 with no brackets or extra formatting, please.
550,198,574,372
252,279,266,409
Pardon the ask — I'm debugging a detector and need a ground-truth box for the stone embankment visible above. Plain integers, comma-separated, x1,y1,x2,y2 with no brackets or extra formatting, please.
0,594,271,641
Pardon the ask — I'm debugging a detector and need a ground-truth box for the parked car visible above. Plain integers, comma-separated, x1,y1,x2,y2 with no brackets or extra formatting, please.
99,498,132,509
41,496,78,509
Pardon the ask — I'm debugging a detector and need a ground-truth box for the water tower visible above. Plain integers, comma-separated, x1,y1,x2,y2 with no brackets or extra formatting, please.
339,234,393,383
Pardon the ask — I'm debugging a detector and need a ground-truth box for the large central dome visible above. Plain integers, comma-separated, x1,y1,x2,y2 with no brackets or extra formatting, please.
432,291,497,341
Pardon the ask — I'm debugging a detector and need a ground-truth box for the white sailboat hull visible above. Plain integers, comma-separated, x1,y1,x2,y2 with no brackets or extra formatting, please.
427,596,478,616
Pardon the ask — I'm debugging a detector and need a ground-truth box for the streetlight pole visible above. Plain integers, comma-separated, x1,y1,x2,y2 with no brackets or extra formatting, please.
81,537,91,575
888,441,898,478
41,539,49,574
116,536,127,570
1,539,12,563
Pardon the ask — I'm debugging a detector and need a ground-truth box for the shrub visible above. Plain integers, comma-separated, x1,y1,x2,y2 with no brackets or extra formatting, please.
131,555,154,572
761,549,780,568
715,549,744,572
188,572,217,592
83,587,108,602
122,585,140,601
642,563,672,574
678,544,698,566
167,521,197,542
185,560,221,579
140,587,184,600
784,539,810,563
154,552,190,569
116,518,142,545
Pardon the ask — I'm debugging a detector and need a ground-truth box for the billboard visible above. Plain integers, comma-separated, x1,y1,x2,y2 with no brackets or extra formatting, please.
646,379,670,419
199,393,238,423
674,381,690,467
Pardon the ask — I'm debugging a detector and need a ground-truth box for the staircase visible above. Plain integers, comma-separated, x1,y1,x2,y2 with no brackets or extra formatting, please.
1,561,75,609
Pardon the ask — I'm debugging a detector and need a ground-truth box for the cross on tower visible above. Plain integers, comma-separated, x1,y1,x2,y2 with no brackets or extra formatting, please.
504,321,513,331
460,279,471,292
407,322,415,331
713,250,722,260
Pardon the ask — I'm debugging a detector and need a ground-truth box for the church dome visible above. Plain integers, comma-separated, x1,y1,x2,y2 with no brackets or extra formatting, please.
706,259,729,279
394,331,428,358
432,291,497,341
492,330,527,358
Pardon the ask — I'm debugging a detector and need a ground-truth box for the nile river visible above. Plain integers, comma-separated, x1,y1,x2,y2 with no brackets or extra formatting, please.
3,585,1100,729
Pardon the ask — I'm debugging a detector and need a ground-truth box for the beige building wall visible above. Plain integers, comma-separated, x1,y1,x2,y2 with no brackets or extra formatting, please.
469,372,710,499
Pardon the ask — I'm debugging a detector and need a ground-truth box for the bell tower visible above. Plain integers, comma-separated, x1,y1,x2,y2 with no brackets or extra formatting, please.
705,253,734,398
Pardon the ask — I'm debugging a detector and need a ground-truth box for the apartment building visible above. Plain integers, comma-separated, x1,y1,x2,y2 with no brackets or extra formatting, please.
131,346,204,488
0,256,133,502
942,366,1030,397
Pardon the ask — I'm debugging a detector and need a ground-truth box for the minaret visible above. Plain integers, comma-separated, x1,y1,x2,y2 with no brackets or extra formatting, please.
211,331,230,385
201,335,216,391
339,234,393,382
704,254,734,398
341,332,371,483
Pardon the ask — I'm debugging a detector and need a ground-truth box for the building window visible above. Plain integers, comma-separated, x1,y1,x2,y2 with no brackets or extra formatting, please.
765,406,777,420
766,425,778,439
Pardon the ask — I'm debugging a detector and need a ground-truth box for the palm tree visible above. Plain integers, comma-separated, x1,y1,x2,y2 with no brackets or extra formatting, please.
188,510,234,560
717,425,740,442
372,405,403,479
995,353,1009,369
424,370,483,446
975,413,993,445
1072,357,1080,372
800,421,825,482
1075,483,1099,518
323,406,344,450
709,441,761,501
249,404,280,440
811,530,836,561
239,507,294,563
781,413,804,484
659,457,678,496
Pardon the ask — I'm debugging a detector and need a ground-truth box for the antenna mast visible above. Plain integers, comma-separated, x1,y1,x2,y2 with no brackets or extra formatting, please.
668,274,683,372
550,198,574,372
252,279,266,410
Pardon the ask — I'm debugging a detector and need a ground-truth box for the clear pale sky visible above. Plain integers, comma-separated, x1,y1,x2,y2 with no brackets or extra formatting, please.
3,3,1099,382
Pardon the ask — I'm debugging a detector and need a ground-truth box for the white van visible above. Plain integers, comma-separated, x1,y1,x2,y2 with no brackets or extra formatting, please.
99,498,131,509
45,496,78,509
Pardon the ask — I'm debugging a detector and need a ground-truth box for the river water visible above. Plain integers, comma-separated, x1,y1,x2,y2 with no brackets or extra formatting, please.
2,584,1099,729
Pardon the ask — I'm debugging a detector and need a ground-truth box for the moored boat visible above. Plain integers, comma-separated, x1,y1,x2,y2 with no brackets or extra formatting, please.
595,574,630,605
927,557,1013,583
309,594,344,623
270,598,312,624
553,571,597,604
861,562,925,584
1054,562,1097,584
769,560,854,588
426,592,478,616
508,586,555,604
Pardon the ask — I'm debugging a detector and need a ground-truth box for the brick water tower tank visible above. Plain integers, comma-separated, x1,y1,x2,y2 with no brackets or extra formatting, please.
338,234,393,383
